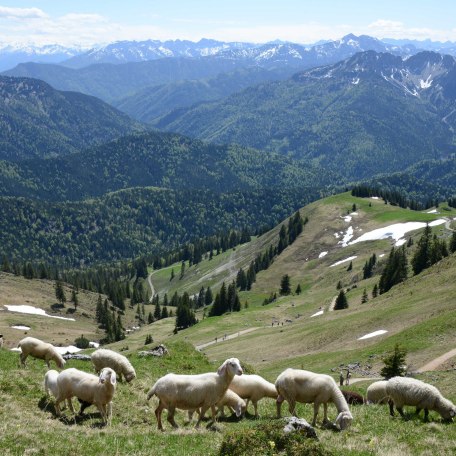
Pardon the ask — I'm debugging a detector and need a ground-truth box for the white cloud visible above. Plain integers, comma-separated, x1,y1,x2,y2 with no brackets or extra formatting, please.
0,6,47,19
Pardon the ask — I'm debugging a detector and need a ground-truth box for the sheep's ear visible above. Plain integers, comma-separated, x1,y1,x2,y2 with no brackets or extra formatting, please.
235,405,242,417
217,361,227,376
110,372,117,385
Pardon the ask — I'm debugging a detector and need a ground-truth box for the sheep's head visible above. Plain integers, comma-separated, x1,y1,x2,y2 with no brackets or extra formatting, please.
217,358,243,377
56,357,66,369
335,411,353,430
438,397,456,421
235,400,247,418
99,368,117,386
125,371,136,383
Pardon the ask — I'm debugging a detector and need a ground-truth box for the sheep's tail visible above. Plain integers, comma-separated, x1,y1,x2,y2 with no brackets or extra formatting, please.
146,385,156,401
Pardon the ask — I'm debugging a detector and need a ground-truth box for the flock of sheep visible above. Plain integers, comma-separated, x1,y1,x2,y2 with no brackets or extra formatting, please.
16,336,456,431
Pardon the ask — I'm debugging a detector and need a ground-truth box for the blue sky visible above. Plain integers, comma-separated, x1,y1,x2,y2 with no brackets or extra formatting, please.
1,1,456,47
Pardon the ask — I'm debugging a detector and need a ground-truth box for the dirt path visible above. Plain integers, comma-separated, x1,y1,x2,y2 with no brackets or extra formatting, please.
195,327,260,350
444,217,455,232
418,348,456,372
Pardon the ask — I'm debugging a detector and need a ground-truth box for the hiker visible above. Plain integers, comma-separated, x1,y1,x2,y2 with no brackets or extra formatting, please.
339,371,344,386
346,370,351,386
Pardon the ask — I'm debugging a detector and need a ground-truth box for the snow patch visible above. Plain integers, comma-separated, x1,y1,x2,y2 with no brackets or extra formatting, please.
358,330,388,340
4,305,76,321
352,77,360,85
420,76,433,89
339,226,354,247
426,209,438,213
318,251,328,258
349,220,446,246
54,346,81,354
310,310,324,317
379,254,385,258
371,196,380,200
89,342,100,348
330,256,357,267
11,325,30,330
342,215,352,222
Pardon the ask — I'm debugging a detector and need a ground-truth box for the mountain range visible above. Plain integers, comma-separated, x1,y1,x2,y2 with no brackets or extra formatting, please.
154,51,456,180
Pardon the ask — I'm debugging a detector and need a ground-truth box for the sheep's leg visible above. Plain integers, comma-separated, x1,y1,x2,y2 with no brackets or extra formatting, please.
253,400,259,418
97,404,107,424
415,407,421,416
167,405,178,428
322,402,329,424
67,398,76,414
423,409,429,422
196,405,210,427
288,399,297,417
245,399,250,414
388,399,395,417
312,402,320,426
276,394,284,418
155,402,165,431
20,353,27,367
397,407,405,418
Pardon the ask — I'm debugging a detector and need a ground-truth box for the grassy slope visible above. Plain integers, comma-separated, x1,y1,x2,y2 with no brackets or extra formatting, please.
2,192,456,455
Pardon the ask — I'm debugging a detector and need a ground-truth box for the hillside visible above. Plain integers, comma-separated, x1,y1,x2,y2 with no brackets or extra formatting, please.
0,131,334,201
155,51,456,180
0,76,142,161
2,191,456,455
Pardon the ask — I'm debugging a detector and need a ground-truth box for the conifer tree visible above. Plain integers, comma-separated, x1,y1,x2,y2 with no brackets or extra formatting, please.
372,283,378,298
334,289,348,310
154,300,161,320
412,224,432,275
205,287,213,305
55,280,66,306
71,288,79,311
379,246,408,294
295,284,302,295
450,231,456,254
280,274,291,295
361,288,368,303
346,261,353,272
380,344,407,379
161,306,168,319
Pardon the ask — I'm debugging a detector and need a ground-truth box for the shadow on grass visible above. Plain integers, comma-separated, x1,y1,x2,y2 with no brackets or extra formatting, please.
38,396,106,428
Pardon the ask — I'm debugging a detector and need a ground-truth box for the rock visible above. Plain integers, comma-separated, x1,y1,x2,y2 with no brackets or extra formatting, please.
138,344,169,357
62,354,91,361
283,417,318,439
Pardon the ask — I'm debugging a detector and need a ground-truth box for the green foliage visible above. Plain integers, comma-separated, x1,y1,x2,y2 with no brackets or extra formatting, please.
74,335,90,349
379,246,408,294
218,422,328,456
144,334,153,345
380,343,408,379
54,280,66,305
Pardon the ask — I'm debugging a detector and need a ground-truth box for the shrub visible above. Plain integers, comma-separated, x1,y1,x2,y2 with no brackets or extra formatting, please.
218,422,331,456
74,335,90,349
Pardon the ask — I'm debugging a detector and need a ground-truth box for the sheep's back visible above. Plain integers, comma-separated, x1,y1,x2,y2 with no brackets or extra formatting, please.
367,381,389,404
387,377,439,409
57,368,99,402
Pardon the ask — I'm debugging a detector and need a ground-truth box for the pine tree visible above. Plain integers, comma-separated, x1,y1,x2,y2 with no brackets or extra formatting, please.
71,289,79,311
412,224,432,275
205,287,213,305
154,300,161,320
148,312,154,324
361,288,368,303
236,268,247,290
372,283,378,298
55,280,66,306
280,274,291,295
1,255,11,273
170,268,175,281
334,289,348,310
295,284,302,295
161,306,168,319
379,246,408,294
450,231,456,253
180,261,186,279
380,344,407,379
346,261,353,272
336,280,342,290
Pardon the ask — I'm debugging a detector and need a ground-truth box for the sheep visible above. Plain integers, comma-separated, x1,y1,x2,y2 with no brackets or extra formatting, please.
0,334,4,349
275,368,353,430
188,389,246,421
55,367,117,425
366,380,389,404
227,373,278,417
341,390,365,405
146,357,243,431
18,336,65,369
386,376,456,422
91,348,136,383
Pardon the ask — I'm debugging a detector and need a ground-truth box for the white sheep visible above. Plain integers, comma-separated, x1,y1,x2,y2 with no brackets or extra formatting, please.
146,357,243,430
188,389,246,421
44,369,71,411
18,336,65,369
227,373,278,417
91,348,136,383
367,380,389,404
55,367,117,425
275,368,353,430
0,334,4,348
386,376,456,422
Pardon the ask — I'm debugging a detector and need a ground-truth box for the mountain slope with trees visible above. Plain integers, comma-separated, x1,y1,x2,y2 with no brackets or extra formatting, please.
0,76,142,161
155,51,456,180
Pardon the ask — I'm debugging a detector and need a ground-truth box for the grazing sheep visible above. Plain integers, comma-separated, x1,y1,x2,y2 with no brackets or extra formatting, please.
91,348,136,383
18,337,65,369
188,389,246,421
275,368,353,430
55,367,117,425
227,373,278,417
386,376,456,422
44,369,69,411
0,334,4,348
146,357,243,431
367,380,389,404
341,390,365,405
